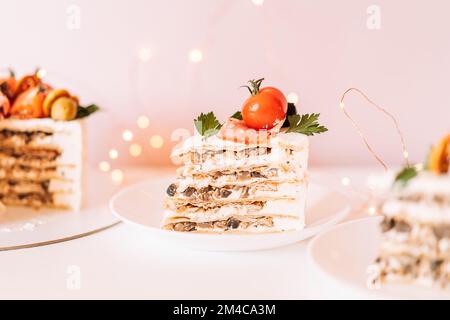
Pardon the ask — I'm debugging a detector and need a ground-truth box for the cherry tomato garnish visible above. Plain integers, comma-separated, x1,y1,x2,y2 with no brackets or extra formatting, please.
241,78,287,130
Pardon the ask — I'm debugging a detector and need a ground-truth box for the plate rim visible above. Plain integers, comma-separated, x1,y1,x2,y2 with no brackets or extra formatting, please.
306,216,450,299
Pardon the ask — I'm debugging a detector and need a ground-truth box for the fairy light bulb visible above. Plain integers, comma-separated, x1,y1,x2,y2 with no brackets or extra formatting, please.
368,206,377,216
137,116,150,129
341,177,350,186
252,0,264,5
99,161,110,172
138,47,152,62
129,143,142,157
287,93,299,104
189,49,203,63
109,149,119,160
150,135,164,149
339,102,345,110
36,68,47,79
403,150,409,160
111,169,124,184
122,130,134,142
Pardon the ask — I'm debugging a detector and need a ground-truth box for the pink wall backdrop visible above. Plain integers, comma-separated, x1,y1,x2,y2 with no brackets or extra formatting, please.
1,0,449,167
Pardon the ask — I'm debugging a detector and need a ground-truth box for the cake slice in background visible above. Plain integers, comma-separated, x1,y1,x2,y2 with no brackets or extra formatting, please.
0,119,86,210
0,69,99,212
371,134,450,288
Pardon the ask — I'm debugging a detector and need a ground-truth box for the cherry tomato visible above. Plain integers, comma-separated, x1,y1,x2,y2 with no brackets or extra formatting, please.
0,92,11,118
259,87,288,113
10,85,50,119
241,79,287,130
0,71,17,101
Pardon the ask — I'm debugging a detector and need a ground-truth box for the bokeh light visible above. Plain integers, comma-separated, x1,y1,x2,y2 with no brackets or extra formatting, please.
99,161,111,172
252,0,264,6
129,143,143,157
122,130,134,142
189,49,203,63
287,93,299,104
150,135,164,149
138,47,152,62
137,116,150,129
111,169,124,183
109,149,119,160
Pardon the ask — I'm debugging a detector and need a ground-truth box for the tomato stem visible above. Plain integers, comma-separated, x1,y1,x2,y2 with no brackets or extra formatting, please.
241,78,265,96
8,68,15,79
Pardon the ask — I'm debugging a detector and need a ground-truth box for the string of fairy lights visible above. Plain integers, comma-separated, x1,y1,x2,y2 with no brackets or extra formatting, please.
98,0,300,185
338,87,425,217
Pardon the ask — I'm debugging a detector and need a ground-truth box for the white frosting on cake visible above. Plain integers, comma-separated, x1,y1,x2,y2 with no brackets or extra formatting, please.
171,131,309,157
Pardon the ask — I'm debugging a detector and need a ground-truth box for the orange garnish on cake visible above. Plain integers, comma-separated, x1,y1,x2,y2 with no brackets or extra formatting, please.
10,84,51,119
428,134,450,174
0,69,99,121
0,92,11,118
0,69,17,101
14,74,41,99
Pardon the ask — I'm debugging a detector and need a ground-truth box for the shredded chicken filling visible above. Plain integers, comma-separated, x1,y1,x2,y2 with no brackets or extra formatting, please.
0,129,53,145
0,147,61,162
381,216,450,240
169,201,265,214
0,192,54,208
375,254,450,287
165,216,274,232
180,147,273,165
166,183,279,202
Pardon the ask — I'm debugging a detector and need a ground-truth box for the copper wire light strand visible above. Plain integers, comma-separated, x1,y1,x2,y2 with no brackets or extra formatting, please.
339,88,410,171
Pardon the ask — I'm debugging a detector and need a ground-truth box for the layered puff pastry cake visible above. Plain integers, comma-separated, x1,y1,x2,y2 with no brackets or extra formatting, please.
163,78,327,233
0,69,99,211
371,134,450,288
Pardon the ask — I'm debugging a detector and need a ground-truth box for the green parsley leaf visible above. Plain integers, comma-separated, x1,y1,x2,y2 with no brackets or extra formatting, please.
76,104,100,119
194,112,222,138
231,111,242,120
394,167,418,186
285,113,328,136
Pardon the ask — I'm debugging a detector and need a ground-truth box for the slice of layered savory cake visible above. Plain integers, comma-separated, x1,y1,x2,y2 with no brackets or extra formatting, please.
372,134,450,287
164,129,309,233
0,119,85,210
162,78,327,233
0,69,99,211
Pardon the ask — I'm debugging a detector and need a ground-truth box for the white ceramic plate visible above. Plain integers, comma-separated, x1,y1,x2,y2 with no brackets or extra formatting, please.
0,170,120,250
308,217,450,299
110,177,350,251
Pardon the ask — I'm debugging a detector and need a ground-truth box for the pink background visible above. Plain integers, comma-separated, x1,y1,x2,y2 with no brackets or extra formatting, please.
1,0,448,167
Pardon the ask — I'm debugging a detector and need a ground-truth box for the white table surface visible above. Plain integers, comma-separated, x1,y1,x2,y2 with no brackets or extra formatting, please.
0,166,385,300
